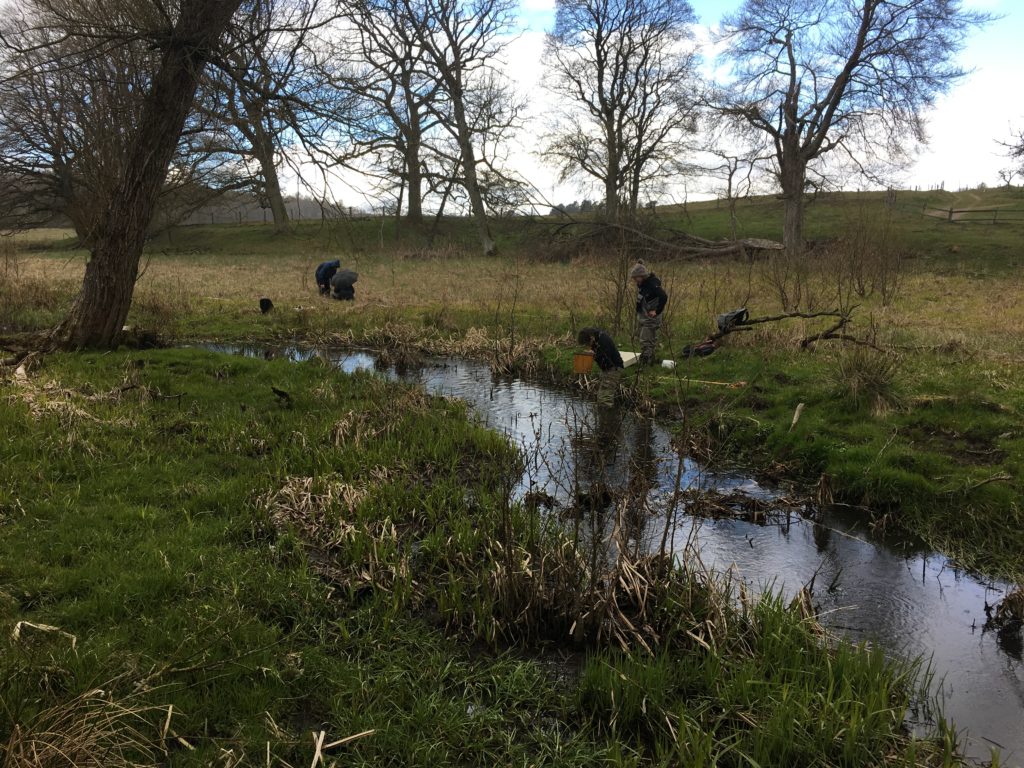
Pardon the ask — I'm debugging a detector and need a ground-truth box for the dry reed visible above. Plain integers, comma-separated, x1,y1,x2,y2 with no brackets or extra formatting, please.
2,689,158,768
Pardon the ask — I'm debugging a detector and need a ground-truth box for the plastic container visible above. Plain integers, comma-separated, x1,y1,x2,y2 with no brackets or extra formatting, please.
573,351,595,373
661,359,676,370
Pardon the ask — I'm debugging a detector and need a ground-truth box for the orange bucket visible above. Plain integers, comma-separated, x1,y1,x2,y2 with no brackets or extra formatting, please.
573,351,594,373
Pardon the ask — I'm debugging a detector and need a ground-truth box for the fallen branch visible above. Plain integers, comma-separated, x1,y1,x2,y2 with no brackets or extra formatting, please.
711,308,854,342
704,306,883,351
551,220,783,260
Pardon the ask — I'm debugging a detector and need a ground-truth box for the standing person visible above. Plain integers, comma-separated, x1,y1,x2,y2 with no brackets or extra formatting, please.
629,260,668,366
314,259,340,295
577,327,624,406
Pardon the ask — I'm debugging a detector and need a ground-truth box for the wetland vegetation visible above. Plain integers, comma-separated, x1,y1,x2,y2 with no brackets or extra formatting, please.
2,187,1023,765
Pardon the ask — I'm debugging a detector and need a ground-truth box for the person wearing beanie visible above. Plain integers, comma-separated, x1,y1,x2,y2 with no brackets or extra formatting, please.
577,327,624,405
629,259,668,365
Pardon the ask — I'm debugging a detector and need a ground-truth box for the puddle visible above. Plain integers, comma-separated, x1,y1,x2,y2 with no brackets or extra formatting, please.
200,343,1024,764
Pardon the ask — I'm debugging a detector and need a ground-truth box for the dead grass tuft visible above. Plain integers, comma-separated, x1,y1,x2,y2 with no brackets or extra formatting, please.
5,363,141,430
3,689,159,768
994,585,1024,625
828,346,905,416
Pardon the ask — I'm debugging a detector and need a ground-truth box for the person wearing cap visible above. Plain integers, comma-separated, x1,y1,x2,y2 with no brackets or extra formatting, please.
577,327,624,405
629,260,668,365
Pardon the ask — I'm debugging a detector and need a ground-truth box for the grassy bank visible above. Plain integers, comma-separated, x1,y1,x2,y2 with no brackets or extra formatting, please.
2,187,1022,581
1,349,962,765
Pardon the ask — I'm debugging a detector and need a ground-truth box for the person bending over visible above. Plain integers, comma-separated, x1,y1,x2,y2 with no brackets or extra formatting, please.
314,260,340,295
577,327,624,406
330,268,358,301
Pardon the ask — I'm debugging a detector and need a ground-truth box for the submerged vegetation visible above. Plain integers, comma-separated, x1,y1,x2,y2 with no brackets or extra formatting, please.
0,350,966,765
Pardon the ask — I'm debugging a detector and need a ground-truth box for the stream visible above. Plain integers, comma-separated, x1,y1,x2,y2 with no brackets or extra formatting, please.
204,343,1023,765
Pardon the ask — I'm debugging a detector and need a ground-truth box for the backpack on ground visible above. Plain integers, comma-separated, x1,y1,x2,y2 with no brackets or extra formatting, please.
716,307,749,333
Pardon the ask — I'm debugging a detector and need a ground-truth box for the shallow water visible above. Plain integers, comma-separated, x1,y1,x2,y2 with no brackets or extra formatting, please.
205,344,1024,764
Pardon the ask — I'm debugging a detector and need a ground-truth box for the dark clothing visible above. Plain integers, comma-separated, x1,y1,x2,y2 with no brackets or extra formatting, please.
635,273,668,316
315,260,340,294
330,268,358,301
682,338,717,357
581,327,623,371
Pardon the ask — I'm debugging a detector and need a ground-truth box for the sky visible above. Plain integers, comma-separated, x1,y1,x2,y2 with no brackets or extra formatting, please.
495,0,1023,208
311,0,1022,210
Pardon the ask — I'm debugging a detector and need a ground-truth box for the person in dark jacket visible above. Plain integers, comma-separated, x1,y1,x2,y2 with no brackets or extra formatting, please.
330,268,358,301
629,260,668,365
577,327,623,405
314,260,340,295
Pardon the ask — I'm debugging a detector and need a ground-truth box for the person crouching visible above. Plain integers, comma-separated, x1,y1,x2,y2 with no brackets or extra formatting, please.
330,268,358,300
577,327,624,406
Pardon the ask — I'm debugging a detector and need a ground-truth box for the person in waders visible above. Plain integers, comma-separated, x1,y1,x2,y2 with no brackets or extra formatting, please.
629,260,668,366
577,327,624,406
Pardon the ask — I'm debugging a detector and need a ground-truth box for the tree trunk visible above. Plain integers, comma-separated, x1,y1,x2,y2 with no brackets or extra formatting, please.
451,91,495,256
604,132,619,222
252,129,289,233
50,0,243,349
780,156,806,256
404,97,424,225
405,155,423,225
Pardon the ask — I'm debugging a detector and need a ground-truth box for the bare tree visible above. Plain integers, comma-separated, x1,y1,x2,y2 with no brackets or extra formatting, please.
0,13,238,241
333,0,447,225
543,0,700,223
406,0,520,256
716,0,990,255
694,120,773,240
0,0,246,348
198,0,331,233
999,128,1024,187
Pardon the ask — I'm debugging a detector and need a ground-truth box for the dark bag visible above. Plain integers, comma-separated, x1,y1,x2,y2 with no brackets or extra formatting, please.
716,307,749,333
681,338,717,358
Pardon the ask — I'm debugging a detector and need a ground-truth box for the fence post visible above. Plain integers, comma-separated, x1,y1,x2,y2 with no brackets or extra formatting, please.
947,207,954,222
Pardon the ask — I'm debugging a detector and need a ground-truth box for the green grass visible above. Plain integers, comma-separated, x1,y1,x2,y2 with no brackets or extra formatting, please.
0,350,963,766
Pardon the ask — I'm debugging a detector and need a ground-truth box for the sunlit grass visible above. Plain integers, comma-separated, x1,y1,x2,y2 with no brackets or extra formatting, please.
0,349,968,766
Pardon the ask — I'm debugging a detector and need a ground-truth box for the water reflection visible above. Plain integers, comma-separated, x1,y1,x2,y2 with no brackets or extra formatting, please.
196,343,1024,765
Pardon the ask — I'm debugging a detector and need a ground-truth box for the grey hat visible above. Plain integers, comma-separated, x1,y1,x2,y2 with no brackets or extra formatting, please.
629,261,649,279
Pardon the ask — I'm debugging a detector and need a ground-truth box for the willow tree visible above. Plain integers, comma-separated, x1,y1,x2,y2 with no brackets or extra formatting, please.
0,0,245,348
716,0,989,254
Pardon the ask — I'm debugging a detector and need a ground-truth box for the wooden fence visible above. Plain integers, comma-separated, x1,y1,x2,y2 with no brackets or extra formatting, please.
921,205,1024,224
